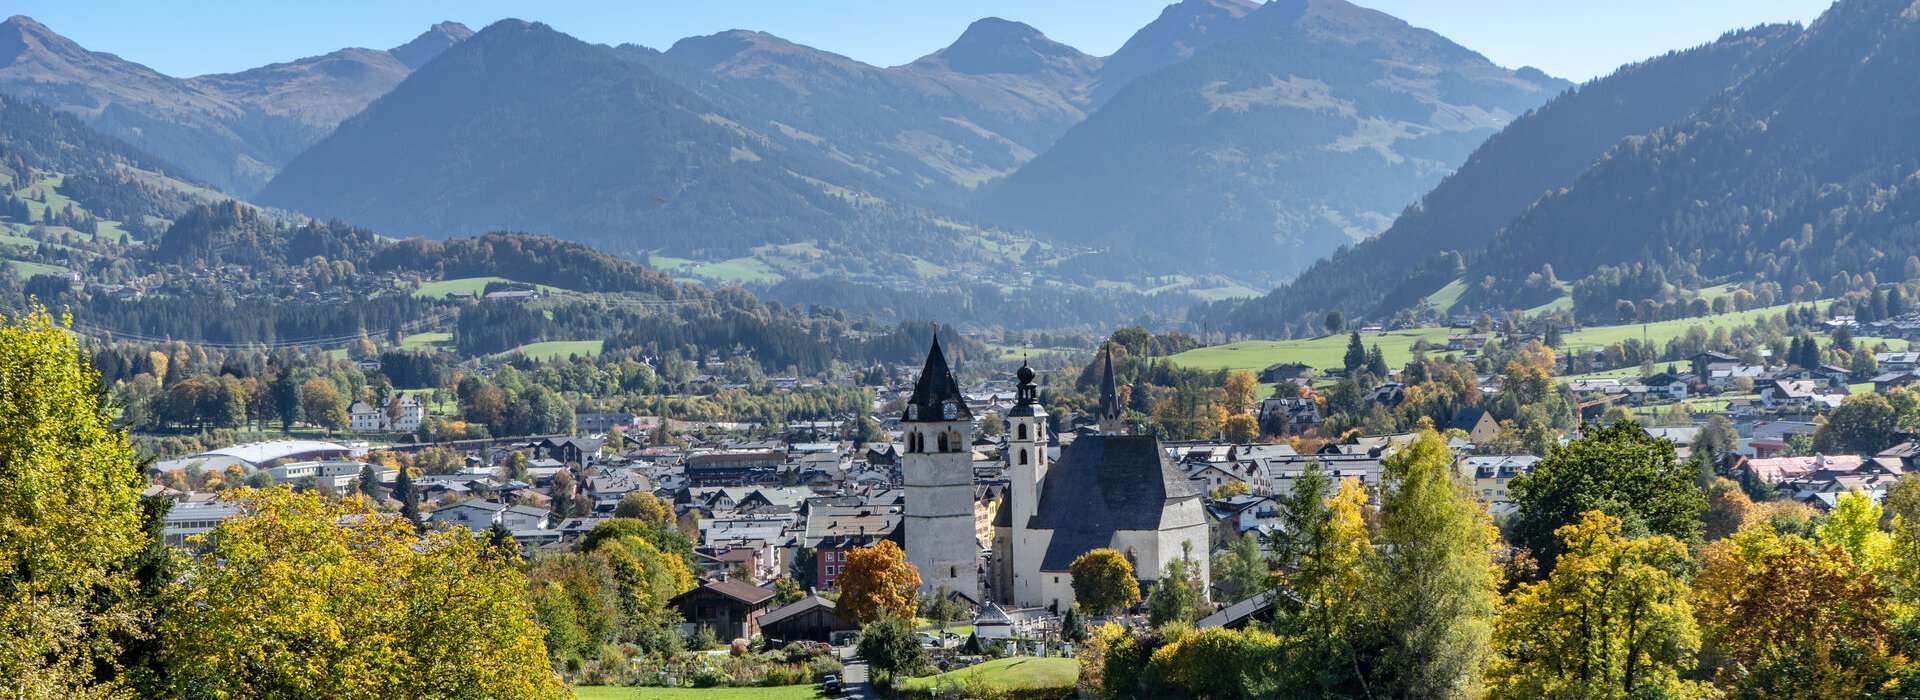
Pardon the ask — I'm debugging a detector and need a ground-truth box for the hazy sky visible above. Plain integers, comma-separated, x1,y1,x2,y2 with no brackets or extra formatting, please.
13,0,1833,82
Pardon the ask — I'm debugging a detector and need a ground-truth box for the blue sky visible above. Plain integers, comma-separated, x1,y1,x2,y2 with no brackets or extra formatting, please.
13,0,1832,81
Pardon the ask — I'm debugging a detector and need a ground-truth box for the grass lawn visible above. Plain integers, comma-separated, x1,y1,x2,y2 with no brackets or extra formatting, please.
1558,301,1796,350
1170,297,1835,378
900,657,1079,693
507,340,604,360
652,256,785,285
1423,279,1469,315
1166,326,1460,374
400,331,452,350
409,276,565,299
5,259,69,276
574,686,825,700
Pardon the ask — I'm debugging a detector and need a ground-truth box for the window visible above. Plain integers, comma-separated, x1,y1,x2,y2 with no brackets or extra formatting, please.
1018,450,1028,465
938,433,949,452
1017,424,1028,440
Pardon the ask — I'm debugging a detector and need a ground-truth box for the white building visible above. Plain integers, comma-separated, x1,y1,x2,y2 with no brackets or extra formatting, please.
989,348,1210,612
349,394,425,433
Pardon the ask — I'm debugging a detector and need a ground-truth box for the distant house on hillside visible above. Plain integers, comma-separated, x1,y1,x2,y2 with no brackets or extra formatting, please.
1259,362,1315,383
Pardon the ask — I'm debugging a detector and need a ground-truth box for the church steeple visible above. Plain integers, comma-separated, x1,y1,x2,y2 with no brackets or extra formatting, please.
904,335,972,423
1097,345,1124,435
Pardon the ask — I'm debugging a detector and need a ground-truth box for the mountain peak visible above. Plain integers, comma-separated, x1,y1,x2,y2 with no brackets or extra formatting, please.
389,21,474,69
913,16,1097,77
1,14,83,65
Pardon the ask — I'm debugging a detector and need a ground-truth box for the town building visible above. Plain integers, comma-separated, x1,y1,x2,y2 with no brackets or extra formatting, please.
987,347,1210,612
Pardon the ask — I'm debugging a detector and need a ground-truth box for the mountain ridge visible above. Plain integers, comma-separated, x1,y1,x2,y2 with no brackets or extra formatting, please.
0,16,471,194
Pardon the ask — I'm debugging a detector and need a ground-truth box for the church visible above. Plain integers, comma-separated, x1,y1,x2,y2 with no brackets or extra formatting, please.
897,337,1209,613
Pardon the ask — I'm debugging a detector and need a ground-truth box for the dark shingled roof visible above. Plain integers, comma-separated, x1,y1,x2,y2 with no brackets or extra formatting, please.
672,577,775,606
1027,435,1200,571
903,336,972,423
758,595,837,627
1447,407,1489,433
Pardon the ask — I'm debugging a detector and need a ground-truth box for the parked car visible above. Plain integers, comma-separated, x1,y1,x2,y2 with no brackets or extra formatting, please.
822,675,843,695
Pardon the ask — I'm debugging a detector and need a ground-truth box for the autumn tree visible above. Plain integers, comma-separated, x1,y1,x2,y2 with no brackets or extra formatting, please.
1070,548,1141,617
613,491,673,526
300,376,347,434
1487,511,1704,700
1223,414,1260,443
1222,369,1259,415
1509,420,1705,573
1693,525,1896,697
160,488,565,698
0,307,151,697
1373,428,1499,698
838,540,921,624
1702,477,1753,542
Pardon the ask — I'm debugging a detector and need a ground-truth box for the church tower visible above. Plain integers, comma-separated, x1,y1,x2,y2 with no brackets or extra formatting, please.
901,337,979,600
1005,359,1050,606
1097,345,1125,435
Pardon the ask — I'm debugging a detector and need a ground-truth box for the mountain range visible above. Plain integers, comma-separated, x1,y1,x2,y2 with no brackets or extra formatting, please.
20,0,1907,338
0,1,1580,303
0,15,471,193
1219,0,1920,335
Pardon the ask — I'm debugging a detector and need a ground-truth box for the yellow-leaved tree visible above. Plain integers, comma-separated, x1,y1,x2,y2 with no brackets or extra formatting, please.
0,307,151,699
160,487,566,699
1070,548,1141,617
837,540,921,624
1487,511,1705,700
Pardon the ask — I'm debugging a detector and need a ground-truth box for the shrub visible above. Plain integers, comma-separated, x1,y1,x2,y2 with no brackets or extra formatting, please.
807,654,844,679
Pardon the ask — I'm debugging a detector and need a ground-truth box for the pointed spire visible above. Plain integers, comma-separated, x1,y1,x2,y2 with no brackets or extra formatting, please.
904,335,972,423
1098,344,1124,435
1098,345,1120,419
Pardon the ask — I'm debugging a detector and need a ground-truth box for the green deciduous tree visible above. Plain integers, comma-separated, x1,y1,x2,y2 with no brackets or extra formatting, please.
1509,420,1705,573
1147,542,1203,628
1813,392,1899,455
1487,511,1705,700
1373,429,1499,699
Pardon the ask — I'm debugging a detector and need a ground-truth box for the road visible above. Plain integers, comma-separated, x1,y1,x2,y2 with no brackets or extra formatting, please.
837,646,879,700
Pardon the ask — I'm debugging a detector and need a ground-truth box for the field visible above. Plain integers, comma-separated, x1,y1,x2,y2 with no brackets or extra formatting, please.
507,340,603,360
1557,302,1799,350
1167,296,1920,377
574,686,825,700
899,656,1079,693
5,259,69,276
399,331,452,350
651,255,785,285
1168,326,1458,373
409,277,565,299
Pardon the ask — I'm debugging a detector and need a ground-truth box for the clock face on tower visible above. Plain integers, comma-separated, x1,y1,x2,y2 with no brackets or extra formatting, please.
943,402,957,420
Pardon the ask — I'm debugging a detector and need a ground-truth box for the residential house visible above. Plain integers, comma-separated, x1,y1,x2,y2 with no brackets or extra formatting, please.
757,596,856,643
1446,408,1499,445
1258,362,1315,384
670,578,775,641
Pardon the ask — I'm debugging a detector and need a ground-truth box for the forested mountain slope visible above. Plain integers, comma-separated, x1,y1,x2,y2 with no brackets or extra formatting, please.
978,0,1568,284
1214,24,1800,334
